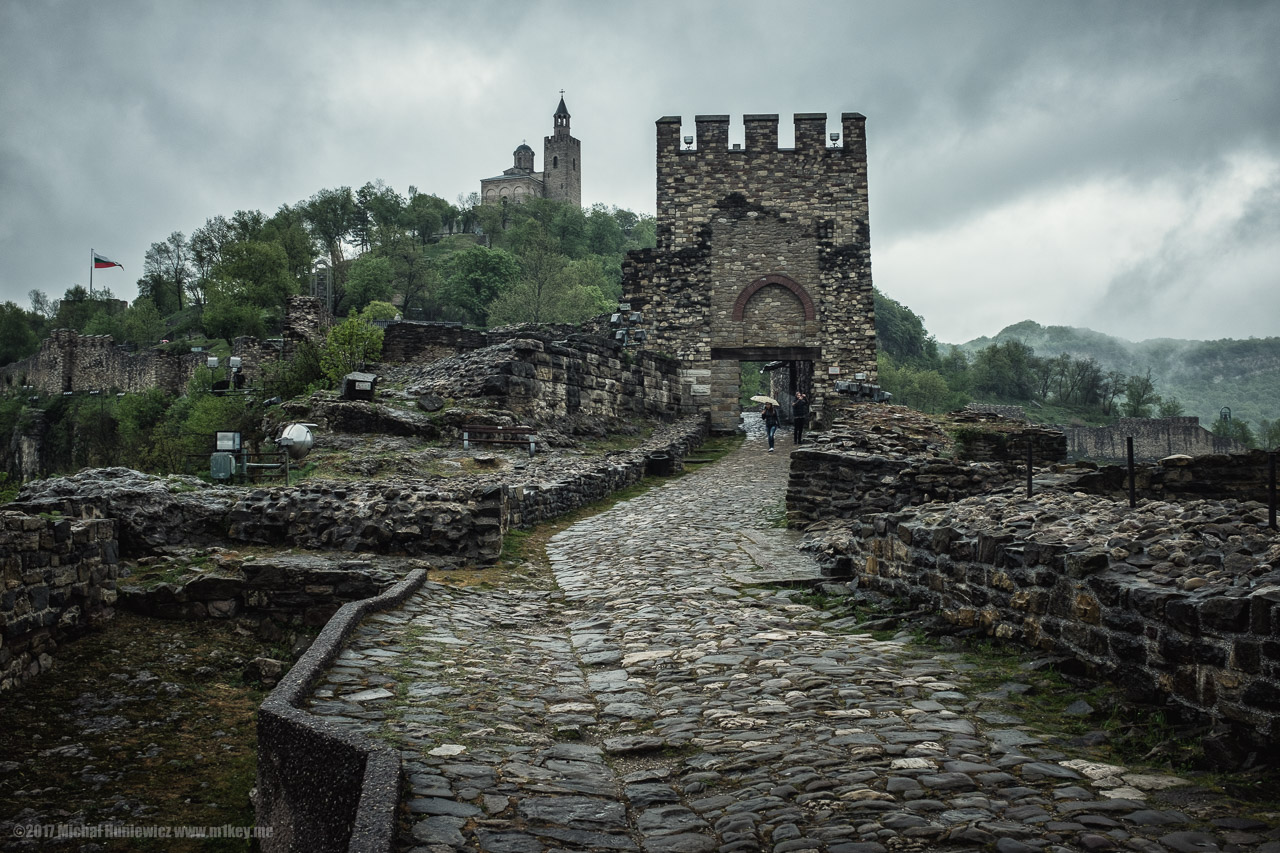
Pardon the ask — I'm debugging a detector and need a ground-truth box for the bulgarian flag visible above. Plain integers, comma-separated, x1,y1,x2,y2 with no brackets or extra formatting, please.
93,252,123,269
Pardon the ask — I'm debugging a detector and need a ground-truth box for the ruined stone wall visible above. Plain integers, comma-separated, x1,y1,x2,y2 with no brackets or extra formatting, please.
786,411,1066,523
951,425,1068,465
16,419,708,569
0,330,204,396
810,492,1280,748
964,403,1028,421
391,328,686,426
623,112,876,431
787,449,1021,524
382,322,487,364
477,336,684,423
118,555,394,629
0,511,119,692
1070,449,1278,506
1066,417,1244,461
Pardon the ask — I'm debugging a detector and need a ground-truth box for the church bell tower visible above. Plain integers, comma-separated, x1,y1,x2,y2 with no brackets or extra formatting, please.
543,94,581,207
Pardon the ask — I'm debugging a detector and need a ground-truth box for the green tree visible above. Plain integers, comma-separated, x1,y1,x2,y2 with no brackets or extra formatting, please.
141,232,190,313
0,301,41,364
1212,416,1256,448
1157,397,1186,418
440,246,520,326
321,315,384,385
405,189,455,243
1121,369,1159,418
300,187,356,292
487,252,611,326
202,285,265,346
971,340,1039,400
211,241,296,309
261,205,316,283
874,290,938,367
359,301,399,321
342,255,395,315
1255,419,1280,450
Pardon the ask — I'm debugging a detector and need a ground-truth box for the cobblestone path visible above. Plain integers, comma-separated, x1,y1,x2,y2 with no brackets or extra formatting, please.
308,423,1278,853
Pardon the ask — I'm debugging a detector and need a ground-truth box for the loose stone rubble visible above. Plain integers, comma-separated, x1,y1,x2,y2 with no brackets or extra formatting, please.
299,421,1280,853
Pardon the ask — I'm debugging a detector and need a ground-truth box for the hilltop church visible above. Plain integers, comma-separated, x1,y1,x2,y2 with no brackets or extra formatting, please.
480,96,581,208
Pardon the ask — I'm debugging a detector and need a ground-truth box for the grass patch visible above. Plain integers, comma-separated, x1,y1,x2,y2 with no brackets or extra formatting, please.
0,612,274,851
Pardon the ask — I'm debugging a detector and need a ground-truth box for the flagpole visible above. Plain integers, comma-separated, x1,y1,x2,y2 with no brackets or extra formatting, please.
90,248,94,296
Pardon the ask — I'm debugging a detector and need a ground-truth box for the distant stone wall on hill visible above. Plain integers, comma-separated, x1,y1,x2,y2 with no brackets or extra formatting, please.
0,329,203,395
1066,417,1244,461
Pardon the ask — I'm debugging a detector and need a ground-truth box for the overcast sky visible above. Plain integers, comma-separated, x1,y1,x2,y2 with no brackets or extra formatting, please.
2,0,1277,345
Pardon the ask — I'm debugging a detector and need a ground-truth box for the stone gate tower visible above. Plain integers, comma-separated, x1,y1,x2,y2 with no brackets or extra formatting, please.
621,112,876,432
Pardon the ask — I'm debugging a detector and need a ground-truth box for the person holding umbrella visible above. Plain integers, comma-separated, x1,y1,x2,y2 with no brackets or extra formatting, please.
752,395,780,452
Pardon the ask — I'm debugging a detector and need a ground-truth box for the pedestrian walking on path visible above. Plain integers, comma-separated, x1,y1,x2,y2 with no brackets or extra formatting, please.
792,391,809,444
761,402,780,451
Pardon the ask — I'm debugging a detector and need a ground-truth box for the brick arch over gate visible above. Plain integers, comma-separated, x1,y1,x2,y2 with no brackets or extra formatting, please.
731,275,816,323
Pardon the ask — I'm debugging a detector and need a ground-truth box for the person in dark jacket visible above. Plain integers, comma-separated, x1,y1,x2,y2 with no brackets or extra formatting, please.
762,403,780,451
792,392,809,444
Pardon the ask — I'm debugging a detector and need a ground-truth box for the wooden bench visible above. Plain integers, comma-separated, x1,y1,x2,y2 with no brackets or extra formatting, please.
462,424,538,457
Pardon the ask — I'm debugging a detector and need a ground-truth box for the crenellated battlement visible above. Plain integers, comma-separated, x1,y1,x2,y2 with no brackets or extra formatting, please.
656,112,866,159
653,110,870,254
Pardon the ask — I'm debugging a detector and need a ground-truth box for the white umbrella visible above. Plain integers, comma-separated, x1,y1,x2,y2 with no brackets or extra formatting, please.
750,395,779,406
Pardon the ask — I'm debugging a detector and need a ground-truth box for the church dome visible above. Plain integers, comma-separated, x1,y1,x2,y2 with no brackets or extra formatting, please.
514,142,534,155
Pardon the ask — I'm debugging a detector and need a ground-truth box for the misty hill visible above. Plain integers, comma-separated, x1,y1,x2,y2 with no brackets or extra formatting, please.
953,321,1280,427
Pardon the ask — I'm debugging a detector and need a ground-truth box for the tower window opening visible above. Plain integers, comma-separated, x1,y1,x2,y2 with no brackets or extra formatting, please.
553,155,559,168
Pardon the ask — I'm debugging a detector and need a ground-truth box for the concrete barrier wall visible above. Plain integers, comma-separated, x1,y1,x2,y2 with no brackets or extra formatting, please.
256,569,426,853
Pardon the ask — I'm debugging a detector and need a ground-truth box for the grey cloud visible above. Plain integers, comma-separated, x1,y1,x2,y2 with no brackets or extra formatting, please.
2,0,1277,344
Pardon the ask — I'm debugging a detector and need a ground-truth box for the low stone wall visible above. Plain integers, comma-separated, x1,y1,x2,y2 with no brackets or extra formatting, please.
949,421,1067,465
382,321,486,363
787,449,1019,524
11,469,239,557
808,491,1280,750
257,569,426,853
118,555,401,629
0,511,119,693
964,402,1028,421
1071,449,1279,506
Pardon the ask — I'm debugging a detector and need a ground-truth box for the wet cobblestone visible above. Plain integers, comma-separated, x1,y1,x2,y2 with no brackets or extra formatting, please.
307,422,1280,852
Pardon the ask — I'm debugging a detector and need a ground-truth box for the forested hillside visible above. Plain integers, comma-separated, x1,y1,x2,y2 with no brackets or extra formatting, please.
874,298,1280,450
0,183,654,366
955,321,1280,429
2,185,1276,460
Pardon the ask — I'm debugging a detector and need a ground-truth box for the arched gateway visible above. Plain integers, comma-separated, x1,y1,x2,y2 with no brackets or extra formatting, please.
622,112,877,432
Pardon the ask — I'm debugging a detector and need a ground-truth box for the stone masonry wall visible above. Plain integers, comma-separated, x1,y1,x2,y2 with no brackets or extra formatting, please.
0,511,119,692
623,112,876,431
786,408,1067,524
809,492,1280,748
1070,449,1279,506
0,329,204,396
1066,417,1245,462
15,419,709,567
787,449,1021,525
394,329,686,426
382,322,487,364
